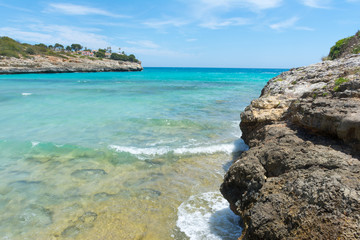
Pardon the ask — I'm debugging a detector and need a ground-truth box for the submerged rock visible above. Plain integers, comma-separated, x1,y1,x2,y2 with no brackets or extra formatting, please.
19,204,53,227
71,168,107,180
61,211,98,238
221,54,360,239
93,192,116,202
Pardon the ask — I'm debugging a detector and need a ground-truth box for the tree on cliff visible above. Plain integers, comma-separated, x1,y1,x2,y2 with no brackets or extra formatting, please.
95,49,106,58
54,43,64,50
71,44,82,52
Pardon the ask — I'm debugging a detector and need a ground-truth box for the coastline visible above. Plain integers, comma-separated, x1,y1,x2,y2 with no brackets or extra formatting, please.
221,54,360,239
0,55,143,74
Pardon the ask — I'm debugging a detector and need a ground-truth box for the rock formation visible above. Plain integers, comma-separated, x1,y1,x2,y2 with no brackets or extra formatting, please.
221,54,360,239
0,55,142,74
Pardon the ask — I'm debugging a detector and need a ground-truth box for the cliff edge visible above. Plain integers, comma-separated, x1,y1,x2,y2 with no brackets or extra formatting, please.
0,55,142,74
221,54,360,239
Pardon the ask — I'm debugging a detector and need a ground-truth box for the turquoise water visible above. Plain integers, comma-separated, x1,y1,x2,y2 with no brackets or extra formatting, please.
0,68,284,239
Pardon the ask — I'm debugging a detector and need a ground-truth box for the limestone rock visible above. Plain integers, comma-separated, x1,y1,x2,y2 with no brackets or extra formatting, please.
221,54,360,239
0,55,142,74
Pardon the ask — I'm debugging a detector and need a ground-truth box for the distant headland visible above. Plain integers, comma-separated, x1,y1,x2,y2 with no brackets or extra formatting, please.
0,37,142,74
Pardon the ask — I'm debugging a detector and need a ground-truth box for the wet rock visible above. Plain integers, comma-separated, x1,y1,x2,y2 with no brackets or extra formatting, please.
221,54,360,239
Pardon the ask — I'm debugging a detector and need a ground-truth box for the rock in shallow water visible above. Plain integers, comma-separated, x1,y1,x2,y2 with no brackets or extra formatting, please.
71,169,107,180
221,54,360,239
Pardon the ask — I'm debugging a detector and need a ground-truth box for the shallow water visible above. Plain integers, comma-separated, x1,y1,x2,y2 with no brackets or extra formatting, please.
0,68,284,239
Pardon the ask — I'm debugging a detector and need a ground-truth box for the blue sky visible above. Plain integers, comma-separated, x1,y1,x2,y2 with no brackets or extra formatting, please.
0,0,359,68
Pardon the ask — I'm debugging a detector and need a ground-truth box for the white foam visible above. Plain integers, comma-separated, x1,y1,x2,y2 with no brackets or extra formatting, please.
21,93,32,96
177,192,242,240
173,144,234,155
109,141,247,156
109,145,170,155
31,141,40,147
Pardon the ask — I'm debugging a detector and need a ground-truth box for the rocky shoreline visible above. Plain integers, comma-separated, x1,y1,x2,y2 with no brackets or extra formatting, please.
0,55,143,74
221,54,360,239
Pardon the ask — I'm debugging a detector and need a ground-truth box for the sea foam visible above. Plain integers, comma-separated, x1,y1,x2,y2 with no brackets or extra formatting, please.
21,93,32,96
109,140,248,156
177,192,242,240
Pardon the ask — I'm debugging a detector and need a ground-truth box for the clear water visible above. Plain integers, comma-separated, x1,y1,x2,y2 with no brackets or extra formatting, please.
0,68,284,239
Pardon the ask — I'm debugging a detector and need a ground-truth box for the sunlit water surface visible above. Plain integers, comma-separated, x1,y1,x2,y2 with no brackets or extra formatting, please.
0,68,284,239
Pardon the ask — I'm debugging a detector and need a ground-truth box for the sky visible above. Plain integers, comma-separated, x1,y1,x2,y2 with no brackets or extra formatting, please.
0,0,359,68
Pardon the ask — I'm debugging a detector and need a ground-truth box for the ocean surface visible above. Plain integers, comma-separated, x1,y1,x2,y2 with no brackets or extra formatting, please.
0,67,285,240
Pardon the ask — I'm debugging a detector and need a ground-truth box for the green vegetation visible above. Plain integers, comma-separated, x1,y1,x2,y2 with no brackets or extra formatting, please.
71,44,82,51
328,30,360,60
110,53,139,62
328,36,353,60
274,78,283,82
0,36,66,58
352,45,360,54
333,77,349,92
0,36,140,63
95,49,106,58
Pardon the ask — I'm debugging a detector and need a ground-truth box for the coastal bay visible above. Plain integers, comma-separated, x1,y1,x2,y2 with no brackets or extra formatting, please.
0,68,283,239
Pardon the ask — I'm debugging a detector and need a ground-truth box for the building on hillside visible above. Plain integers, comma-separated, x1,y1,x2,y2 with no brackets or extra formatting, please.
78,50,95,57
105,52,111,58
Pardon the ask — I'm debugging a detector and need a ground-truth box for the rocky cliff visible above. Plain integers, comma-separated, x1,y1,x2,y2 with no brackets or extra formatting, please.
0,55,142,74
221,54,360,239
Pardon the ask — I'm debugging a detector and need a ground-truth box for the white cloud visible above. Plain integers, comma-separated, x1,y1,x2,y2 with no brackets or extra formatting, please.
47,3,126,17
269,17,314,31
186,38,198,42
197,0,282,10
199,17,250,29
122,46,193,58
0,25,110,49
241,0,283,9
301,0,332,8
126,40,160,49
0,27,51,42
270,17,299,30
0,3,32,12
143,19,189,29
295,26,315,31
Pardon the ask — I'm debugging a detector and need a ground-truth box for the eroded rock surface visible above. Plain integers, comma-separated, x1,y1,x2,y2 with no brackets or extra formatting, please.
221,54,360,239
0,55,142,74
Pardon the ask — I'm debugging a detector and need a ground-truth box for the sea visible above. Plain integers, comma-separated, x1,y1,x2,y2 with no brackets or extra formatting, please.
0,67,285,240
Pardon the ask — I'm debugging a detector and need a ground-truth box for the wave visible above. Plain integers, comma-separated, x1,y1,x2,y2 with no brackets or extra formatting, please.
21,93,32,96
109,139,248,156
177,192,242,240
